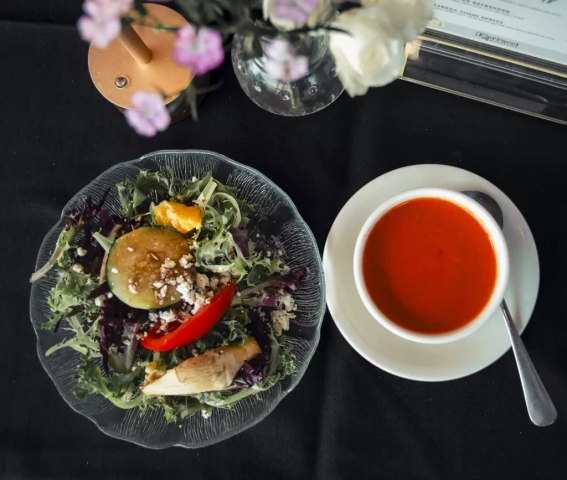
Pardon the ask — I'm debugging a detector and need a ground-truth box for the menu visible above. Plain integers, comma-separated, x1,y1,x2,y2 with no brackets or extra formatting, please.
429,0,567,65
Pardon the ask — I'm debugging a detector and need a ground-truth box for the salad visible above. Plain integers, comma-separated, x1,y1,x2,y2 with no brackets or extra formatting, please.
31,169,306,421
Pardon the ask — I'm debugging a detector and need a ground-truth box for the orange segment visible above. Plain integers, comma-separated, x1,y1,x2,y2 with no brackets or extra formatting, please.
154,201,202,234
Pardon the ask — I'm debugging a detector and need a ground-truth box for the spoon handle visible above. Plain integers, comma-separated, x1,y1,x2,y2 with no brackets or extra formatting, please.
501,299,557,426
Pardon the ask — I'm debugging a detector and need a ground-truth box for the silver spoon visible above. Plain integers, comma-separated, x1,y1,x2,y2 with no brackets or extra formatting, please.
462,190,557,426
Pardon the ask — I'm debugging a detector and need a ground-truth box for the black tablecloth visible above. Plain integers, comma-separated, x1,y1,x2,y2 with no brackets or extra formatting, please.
2,2,566,479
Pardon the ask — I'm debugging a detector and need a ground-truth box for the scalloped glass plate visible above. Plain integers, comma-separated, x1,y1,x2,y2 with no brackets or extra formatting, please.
30,150,325,449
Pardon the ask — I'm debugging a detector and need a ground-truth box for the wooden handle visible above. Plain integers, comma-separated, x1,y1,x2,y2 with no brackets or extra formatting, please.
119,23,152,65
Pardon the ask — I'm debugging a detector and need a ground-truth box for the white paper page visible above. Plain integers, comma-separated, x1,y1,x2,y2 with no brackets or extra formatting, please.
429,0,567,65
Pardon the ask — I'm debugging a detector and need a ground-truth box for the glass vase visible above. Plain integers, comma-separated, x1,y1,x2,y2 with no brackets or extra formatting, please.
231,33,344,117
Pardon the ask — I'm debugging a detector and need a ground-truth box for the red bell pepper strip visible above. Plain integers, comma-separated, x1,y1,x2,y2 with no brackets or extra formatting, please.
141,282,237,352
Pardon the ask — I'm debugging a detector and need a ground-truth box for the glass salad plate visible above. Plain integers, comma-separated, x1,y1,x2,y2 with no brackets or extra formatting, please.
30,150,325,449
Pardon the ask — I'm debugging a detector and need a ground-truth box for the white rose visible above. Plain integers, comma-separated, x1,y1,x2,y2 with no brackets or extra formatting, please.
362,0,434,41
329,7,407,96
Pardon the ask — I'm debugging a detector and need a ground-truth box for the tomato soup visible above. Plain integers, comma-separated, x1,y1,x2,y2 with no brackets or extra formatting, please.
362,197,497,334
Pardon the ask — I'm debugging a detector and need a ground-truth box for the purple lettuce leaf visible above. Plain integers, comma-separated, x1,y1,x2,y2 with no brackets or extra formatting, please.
232,267,308,308
30,189,114,283
98,296,146,374
227,311,273,390
230,227,249,258
227,362,264,390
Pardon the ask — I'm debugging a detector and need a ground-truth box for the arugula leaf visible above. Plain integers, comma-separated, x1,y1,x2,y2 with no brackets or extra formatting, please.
267,329,296,377
117,168,177,217
45,269,100,330
117,179,136,216
46,317,101,357
75,355,145,409
30,224,79,283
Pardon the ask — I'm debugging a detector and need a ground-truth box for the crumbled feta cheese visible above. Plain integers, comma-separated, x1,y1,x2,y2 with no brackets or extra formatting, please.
282,265,291,273
76,247,87,257
127,247,134,252
128,284,138,294
166,278,177,286
150,253,160,261
191,292,207,315
148,312,159,323
179,254,193,268
111,268,119,274
266,251,272,258
160,310,177,323
94,296,104,307
153,281,164,289
176,275,185,284
271,310,294,335
159,285,168,298
195,273,209,289
280,293,295,312
191,176,198,182
163,258,176,269
278,250,283,256
176,279,195,303
72,264,84,273
236,291,242,297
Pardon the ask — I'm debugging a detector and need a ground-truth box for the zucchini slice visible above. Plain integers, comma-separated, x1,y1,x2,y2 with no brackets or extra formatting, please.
106,227,190,309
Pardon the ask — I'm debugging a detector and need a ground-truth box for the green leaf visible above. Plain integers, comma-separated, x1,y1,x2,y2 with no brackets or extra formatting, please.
75,355,145,409
117,179,135,216
117,168,178,217
46,317,101,357
92,231,114,253
30,224,78,282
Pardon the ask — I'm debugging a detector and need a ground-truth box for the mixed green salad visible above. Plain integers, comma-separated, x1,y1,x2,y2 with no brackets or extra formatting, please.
31,169,305,422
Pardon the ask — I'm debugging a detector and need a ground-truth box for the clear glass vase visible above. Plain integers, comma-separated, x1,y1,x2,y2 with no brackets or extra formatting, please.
231,33,344,117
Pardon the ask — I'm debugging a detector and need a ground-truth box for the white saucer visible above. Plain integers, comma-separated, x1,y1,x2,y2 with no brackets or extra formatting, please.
323,165,539,382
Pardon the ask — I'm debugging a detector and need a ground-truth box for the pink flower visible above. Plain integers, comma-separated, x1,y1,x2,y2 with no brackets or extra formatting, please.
173,25,225,76
77,0,133,48
96,0,133,16
272,0,321,27
124,92,171,137
265,39,309,83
